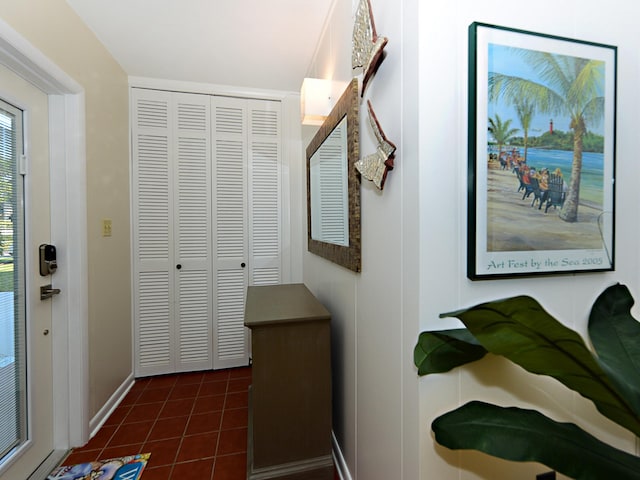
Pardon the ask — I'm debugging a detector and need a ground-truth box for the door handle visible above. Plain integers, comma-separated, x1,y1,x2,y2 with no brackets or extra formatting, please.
40,284,61,300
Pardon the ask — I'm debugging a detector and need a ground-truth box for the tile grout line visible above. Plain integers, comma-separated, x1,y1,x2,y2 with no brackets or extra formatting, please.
100,384,147,460
175,374,211,472
161,376,185,478
211,373,229,479
165,374,201,473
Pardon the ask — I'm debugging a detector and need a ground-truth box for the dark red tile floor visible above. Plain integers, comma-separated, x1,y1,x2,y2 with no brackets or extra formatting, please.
60,367,341,479
62,367,251,480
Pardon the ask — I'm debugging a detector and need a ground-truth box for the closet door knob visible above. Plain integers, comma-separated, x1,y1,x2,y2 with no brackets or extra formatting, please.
176,264,182,270
241,263,246,268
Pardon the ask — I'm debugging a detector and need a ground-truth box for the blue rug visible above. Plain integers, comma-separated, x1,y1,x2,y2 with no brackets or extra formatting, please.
47,453,150,480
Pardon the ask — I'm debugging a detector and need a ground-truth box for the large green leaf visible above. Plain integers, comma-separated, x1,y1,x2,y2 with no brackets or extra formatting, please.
414,329,487,375
432,401,640,479
441,296,640,436
589,283,640,417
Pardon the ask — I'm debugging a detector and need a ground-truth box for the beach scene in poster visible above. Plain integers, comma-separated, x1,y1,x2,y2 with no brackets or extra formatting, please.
480,41,613,272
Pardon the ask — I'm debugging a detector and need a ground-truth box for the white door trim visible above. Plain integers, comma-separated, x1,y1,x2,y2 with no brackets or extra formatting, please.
0,18,89,452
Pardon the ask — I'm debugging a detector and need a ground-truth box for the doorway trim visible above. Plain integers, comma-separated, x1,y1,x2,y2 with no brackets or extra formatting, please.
0,18,89,460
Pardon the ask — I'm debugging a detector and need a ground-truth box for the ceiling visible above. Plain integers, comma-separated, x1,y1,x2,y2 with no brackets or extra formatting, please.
65,0,335,92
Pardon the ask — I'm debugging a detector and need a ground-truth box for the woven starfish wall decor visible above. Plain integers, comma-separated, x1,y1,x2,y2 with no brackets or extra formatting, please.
356,100,396,190
352,0,388,96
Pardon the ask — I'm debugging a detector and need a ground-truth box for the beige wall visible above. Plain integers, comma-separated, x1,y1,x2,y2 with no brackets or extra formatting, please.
0,0,132,418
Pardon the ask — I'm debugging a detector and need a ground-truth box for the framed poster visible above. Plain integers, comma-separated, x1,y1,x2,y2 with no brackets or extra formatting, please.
468,22,616,279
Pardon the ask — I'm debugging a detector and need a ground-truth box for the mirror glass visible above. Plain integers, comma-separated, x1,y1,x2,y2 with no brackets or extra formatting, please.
309,117,348,246
306,78,360,272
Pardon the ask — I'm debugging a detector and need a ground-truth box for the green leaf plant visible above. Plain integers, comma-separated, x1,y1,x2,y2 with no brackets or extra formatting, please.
414,283,640,479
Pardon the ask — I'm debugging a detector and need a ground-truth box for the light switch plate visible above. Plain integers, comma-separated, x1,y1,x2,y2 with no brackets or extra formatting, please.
102,218,112,237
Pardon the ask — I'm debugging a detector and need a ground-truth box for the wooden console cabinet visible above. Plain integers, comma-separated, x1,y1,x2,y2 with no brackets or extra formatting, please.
244,283,333,480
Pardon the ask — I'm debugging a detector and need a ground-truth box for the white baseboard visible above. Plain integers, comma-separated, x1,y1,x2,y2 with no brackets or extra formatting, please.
88,373,135,440
332,431,353,480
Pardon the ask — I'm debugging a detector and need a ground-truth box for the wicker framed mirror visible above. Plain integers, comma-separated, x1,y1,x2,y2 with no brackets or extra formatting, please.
306,78,361,272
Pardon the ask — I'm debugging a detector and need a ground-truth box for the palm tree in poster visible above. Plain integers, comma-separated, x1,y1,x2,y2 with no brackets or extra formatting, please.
488,113,519,163
489,51,605,222
514,99,534,163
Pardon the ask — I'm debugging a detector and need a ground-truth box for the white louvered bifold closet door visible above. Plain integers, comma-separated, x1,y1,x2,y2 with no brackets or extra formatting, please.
132,89,212,377
248,100,282,285
212,97,282,369
174,95,212,372
132,89,173,377
212,97,249,369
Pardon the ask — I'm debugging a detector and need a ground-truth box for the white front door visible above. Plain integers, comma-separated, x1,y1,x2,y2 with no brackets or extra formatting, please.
0,63,57,480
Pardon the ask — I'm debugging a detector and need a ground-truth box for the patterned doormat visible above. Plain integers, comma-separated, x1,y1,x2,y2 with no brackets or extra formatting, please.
47,453,150,480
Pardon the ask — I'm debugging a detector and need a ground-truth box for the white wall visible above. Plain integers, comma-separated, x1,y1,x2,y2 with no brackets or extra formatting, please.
303,0,419,479
305,0,640,479
419,1,640,479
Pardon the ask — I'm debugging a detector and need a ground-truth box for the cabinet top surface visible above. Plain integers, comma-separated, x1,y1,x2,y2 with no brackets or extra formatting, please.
244,283,330,327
